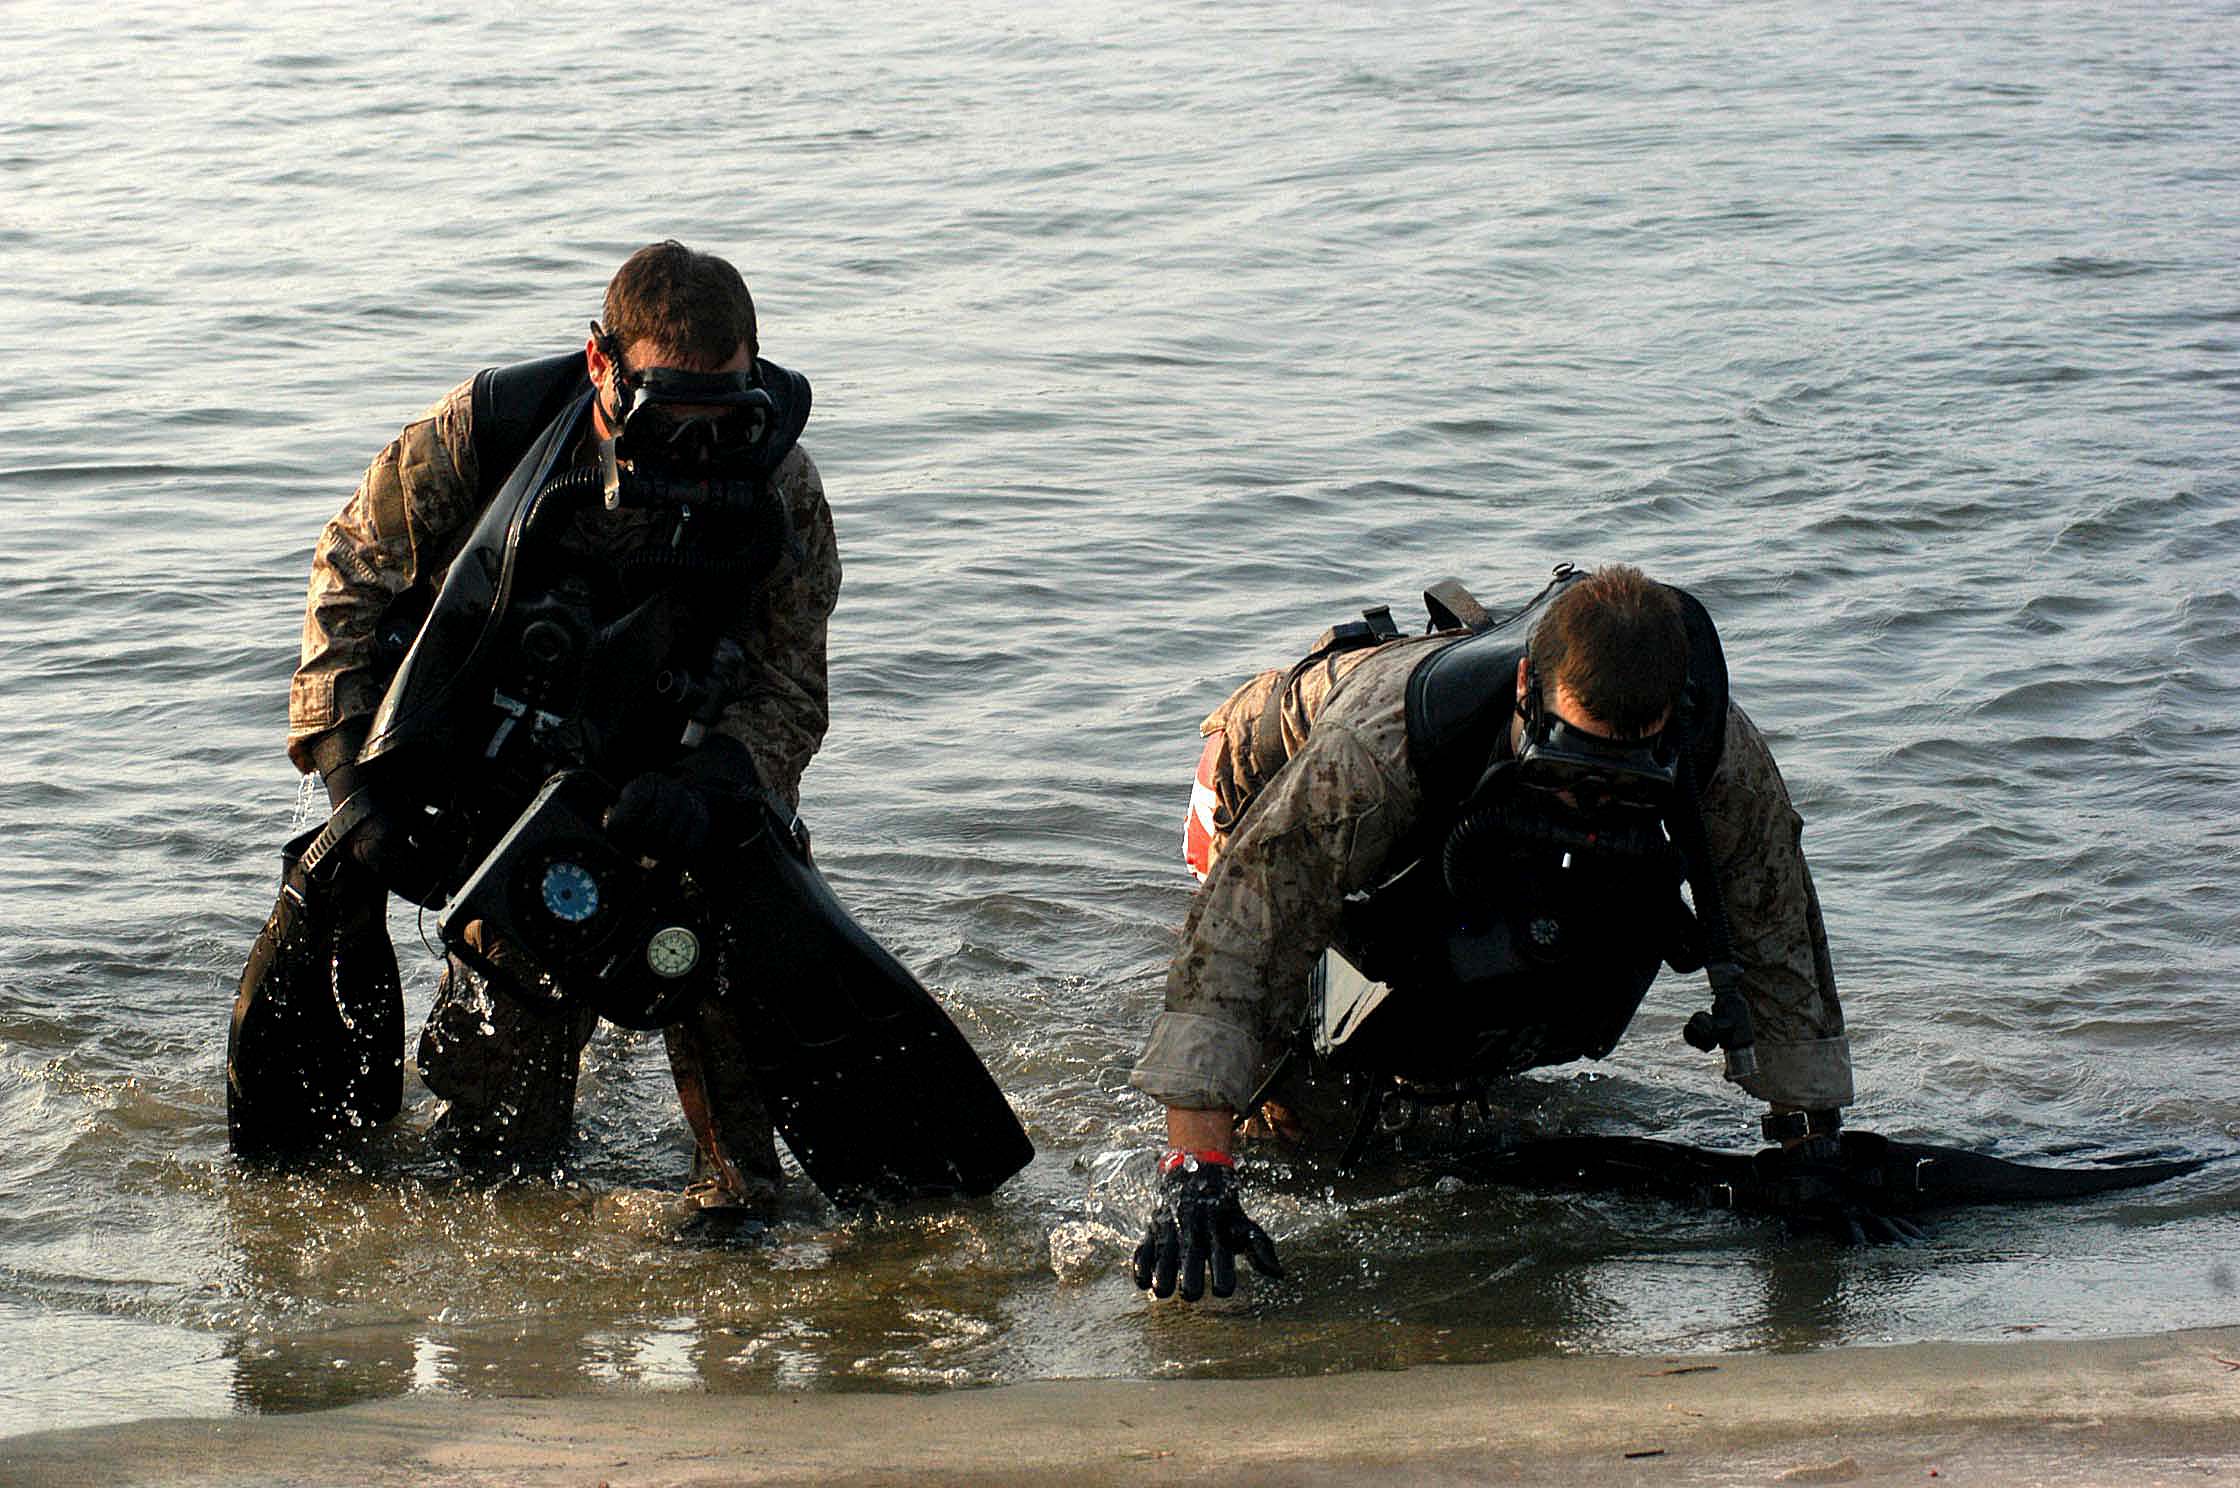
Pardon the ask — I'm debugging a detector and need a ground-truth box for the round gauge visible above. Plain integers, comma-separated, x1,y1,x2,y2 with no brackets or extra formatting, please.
540,860,601,923
645,925,701,979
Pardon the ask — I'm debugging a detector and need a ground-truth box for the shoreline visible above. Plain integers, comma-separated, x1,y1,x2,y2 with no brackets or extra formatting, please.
9,1326,2239,1486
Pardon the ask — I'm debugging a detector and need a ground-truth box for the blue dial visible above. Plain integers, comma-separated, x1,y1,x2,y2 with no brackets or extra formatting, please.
540,860,601,923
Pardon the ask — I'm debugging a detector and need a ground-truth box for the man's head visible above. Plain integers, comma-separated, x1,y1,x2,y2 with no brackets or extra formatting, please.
598,239,758,370
1518,564,1687,742
586,242,761,439
583,242,780,500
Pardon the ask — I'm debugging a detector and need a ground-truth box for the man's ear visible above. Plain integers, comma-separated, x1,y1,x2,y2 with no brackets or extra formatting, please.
1515,655,1531,705
585,327,619,437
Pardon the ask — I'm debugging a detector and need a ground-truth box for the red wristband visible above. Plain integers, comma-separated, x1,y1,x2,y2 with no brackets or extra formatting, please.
1159,1148,1235,1174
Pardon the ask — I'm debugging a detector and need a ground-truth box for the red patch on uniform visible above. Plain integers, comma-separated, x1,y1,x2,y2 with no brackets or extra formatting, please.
1183,733,1224,882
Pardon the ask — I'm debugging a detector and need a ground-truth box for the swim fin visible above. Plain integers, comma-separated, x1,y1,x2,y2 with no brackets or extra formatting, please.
703,807,1035,1209
227,816,403,1160
1450,1130,2217,1217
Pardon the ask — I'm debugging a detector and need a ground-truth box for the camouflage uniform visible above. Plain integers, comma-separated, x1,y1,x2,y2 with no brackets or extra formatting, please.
290,371,840,1199
1130,633,1853,1120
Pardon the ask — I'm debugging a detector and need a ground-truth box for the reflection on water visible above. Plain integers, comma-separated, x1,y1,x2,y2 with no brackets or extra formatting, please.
7,1065,2226,1430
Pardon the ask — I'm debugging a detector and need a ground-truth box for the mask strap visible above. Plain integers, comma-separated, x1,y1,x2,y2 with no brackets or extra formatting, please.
590,320,634,427
1520,655,1548,741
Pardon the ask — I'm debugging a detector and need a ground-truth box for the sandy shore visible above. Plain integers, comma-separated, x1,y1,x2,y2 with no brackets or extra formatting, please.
8,1327,2239,1487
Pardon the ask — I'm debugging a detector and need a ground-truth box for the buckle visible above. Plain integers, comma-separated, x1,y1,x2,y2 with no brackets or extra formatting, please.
1760,1108,1842,1144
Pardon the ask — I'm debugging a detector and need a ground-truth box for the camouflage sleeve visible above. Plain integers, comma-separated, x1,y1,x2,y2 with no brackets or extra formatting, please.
1131,653,1424,1113
1195,643,1408,854
1196,669,1286,833
1697,703,1855,1110
287,379,483,772
713,446,839,810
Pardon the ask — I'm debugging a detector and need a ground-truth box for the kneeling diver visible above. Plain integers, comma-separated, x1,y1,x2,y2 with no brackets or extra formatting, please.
1129,564,2204,1299
230,241,1029,1220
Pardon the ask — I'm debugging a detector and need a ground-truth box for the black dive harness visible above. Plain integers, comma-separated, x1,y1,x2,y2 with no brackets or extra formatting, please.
1249,568,1757,1154
348,347,812,1028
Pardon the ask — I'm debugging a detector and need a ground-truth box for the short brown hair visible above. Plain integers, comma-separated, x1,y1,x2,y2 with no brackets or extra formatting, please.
601,240,758,367
1528,565,1687,736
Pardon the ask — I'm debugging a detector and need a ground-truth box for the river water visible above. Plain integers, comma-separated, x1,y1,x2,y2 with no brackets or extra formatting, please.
3,0,2237,1439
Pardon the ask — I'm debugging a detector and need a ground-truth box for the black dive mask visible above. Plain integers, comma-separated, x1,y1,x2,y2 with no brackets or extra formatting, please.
595,325,775,512
1515,667,1679,818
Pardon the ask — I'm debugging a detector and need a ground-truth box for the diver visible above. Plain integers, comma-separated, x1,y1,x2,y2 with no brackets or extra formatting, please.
233,240,1029,1225
1129,563,1879,1300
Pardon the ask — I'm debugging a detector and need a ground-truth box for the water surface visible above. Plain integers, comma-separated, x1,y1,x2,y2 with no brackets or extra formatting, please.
3,0,2237,1436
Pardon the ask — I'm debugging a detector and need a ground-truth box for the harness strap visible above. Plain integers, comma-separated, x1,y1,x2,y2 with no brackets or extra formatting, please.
1250,606,1403,783
1422,578,1492,633
291,790,379,889
1664,747,1757,1078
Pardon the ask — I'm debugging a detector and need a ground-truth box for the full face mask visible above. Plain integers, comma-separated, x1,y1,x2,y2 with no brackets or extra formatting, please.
593,323,776,512
1514,661,1679,819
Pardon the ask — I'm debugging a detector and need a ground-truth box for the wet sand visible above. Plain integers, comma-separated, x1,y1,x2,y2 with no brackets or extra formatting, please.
9,1326,2239,1486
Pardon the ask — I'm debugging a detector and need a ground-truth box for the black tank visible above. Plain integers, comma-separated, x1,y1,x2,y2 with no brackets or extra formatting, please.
1324,578,1731,1081
358,348,811,905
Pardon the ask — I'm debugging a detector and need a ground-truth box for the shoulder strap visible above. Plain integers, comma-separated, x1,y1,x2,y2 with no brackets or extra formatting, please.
469,350,590,503
1250,606,1402,781
1422,578,1491,633
1667,584,1729,783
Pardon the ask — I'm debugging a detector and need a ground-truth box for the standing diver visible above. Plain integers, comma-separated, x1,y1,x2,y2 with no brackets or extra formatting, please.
231,240,1029,1224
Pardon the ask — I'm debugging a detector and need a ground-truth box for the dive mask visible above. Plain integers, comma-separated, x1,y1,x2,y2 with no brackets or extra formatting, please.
1516,670,1679,817
595,324,776,512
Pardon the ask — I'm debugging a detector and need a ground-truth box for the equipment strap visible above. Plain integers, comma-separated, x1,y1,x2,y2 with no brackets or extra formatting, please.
293,790,378,886
1250,606,1403,783
1665,748,1757,1079
1422,577,1492,633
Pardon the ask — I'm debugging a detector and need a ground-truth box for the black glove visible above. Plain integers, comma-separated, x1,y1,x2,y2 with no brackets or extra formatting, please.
1132,1152,1284,1301
605,773,713,863
603,734,764,865
311,729,443,901
1753,1135,1929,1247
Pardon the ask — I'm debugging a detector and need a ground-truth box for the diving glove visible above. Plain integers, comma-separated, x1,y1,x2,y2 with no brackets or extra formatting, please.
605,773,713,862
1753,1135,1929,1247
311,729,444,901
1132,1149,1284,1301
605,734,765,865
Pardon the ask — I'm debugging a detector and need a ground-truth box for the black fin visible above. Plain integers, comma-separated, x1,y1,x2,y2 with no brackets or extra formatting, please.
1450,1131,2219,1216
227,831,403,1161
705,811,1034,1209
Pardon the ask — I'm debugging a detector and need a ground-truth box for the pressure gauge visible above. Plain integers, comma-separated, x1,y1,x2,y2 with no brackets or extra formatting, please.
540,860,601,923
645,925,701,979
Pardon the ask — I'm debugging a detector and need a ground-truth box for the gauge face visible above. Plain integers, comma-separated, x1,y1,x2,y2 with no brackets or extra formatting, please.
645,925,701,979
540,860,601,923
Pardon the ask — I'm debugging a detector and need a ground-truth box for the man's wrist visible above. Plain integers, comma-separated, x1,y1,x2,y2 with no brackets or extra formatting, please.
1158,1148,1235,1175
307,720,372,781
1164,1105,1238,1153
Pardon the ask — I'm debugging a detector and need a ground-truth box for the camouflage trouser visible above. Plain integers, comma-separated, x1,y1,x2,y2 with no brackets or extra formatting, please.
418,958,782,1209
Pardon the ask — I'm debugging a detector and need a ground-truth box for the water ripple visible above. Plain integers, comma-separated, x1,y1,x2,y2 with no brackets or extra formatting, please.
3,0,2238,1435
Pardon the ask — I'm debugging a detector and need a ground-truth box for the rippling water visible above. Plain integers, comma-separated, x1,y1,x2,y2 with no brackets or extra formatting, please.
3,0,2237,1438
